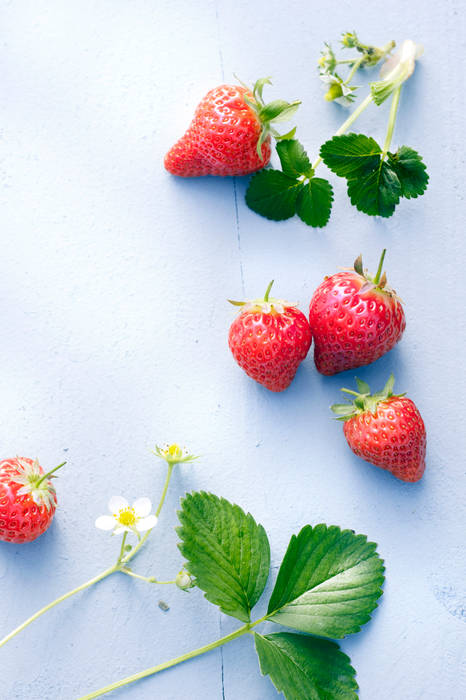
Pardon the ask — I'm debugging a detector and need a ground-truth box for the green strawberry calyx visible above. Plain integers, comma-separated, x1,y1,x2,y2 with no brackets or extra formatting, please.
14,457,65,510
228,280,297,315
348,249,402,303
331,374,405,421
238,77,301,159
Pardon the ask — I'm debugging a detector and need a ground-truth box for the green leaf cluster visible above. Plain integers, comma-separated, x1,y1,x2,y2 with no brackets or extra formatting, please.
320,134,429,218
245,140,333,228
178,491,385,699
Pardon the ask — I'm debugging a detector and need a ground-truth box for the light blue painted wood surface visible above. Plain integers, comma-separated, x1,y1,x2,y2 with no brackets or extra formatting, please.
1,1,465,698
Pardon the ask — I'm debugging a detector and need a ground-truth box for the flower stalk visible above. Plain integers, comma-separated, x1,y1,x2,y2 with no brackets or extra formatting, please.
0,444,196,649
79,624,252,700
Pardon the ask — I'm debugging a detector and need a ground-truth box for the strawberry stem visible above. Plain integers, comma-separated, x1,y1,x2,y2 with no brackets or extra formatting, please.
373,249,387,285
264,280,274,302
36,461,66,487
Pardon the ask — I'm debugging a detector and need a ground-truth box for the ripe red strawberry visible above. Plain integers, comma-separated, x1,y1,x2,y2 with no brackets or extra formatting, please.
0,457,65,543
332,375,426,482
164,78,300,177
309,250,405,375
228,281,312,392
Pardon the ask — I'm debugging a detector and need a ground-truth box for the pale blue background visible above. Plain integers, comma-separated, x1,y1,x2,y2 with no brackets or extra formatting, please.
1,1,465,698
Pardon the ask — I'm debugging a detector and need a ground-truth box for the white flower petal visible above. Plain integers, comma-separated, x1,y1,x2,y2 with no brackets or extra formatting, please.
132,497,152,518
95,515,116,531
379,39,422,80
319,73,334,85
136,515,158,532
113,525,130,535
108,496,128,514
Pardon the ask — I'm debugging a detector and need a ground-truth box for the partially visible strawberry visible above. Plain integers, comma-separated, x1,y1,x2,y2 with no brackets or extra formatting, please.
331,375,426,482
228,281,312,392
164,78,300,177
0,457,65,543
309,250,406,375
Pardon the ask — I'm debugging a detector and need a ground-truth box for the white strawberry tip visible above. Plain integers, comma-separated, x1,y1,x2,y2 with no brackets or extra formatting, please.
95,496,158,536
241,299,295,315
14,457,60,511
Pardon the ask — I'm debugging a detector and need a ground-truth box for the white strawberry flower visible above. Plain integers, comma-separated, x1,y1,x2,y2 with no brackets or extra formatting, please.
319,73,356,106
371,39,423,104
95,496,157,536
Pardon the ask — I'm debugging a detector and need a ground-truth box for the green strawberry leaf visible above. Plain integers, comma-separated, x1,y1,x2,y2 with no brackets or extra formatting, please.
296,177,334,228
347,161,401,217
320,133,381,178
266,524,384,638
245,170,302,221
274,126,297,141
177,492,270,622
276,140,313,178
387,146,429,199
255,632,358,700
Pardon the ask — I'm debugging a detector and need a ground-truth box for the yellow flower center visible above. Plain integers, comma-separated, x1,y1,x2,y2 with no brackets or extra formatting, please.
117,507,136,527
166,444,183,460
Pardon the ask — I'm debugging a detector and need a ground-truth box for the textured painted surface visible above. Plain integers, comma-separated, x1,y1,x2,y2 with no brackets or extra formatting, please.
1,1,465,698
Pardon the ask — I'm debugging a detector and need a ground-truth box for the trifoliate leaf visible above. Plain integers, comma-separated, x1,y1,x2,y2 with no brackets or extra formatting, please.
266,524,384,638
245,170,302,221
276,140,313,178
177,492,270,622
387,146,429,199
296,177,333,228
320,133,381,178
255,632,358,700
347,161,401,217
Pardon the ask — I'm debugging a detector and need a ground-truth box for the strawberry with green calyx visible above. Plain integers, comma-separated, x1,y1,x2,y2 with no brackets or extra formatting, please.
309,249,406,375
164,78,300,177
0,457,66,543
228,281,312,392
331,374,426,482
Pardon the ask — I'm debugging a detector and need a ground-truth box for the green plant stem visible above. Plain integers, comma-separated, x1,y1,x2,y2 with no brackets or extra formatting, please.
312,92,373,170
343,55,364,85
382,86,401,157
36,461,66,487
264,280,274,302
373,249,387,285
0,565,117,649
120,568,175,585
117,532,128,564
0,461,177,648
78,624,252,700
120,462,175,567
